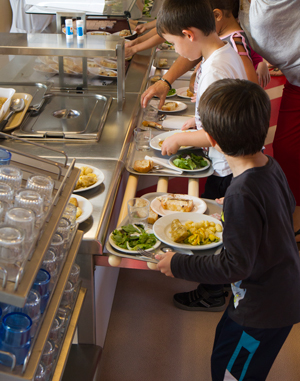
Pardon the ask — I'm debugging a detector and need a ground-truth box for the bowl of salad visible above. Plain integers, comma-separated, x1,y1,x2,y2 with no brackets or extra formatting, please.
169,151,211,172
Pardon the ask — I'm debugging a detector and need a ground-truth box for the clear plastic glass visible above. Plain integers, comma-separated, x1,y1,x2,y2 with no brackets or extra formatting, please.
134,127,152,151
0,182,14,204
26,174,54,208
0,165,23,190
63,203,77,228
49,232,64,264
127,198,150,226
68,263,80,284
14,189,45,228
35,363,46,381
49,315,64,343
41,339,56,367
0,225,25,264
60,281,75,309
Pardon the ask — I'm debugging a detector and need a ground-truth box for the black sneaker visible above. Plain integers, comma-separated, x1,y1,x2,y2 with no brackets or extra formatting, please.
173,284,227,312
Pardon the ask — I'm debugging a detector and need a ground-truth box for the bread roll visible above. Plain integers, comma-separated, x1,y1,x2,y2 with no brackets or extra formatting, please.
133,159,153,173
148,208,158,224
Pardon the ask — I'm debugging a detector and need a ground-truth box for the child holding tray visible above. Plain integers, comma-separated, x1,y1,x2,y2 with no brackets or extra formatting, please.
156,79,300,380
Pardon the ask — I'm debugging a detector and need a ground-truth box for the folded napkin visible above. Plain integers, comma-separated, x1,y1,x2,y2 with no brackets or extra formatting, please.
145,155,183,174
162,116,191,130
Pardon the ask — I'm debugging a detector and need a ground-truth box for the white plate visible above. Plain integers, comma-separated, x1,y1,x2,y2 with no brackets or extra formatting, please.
153,213,223,250
73,163,105,193
151,193,207,216
176,87,194,99
162,115,191,130
169,154,211,172
88,66,118,78
150,130,196,151
93,57,118,70
70,194,93,224
109,227,161,254
161,101,187,113
87,31,110,35
33,64,58,74
112,30,137,38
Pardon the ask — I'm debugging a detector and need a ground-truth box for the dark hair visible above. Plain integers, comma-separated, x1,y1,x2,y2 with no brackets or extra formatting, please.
208,0,240,18
198,79,271,157
156,0,216,38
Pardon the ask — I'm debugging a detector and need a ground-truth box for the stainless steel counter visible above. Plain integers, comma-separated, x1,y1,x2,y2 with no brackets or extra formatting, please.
0,47,154,248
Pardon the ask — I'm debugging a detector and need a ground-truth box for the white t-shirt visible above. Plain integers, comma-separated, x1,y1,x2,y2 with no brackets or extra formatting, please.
249,0,300,86
195,42,247,177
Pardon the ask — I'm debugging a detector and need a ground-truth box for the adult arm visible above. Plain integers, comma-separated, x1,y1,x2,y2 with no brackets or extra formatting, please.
135,19,157,34
141,56,201,108
125,33,165,58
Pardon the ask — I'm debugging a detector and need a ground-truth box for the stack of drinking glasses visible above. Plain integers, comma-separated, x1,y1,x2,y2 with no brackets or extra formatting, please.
0,164,57,281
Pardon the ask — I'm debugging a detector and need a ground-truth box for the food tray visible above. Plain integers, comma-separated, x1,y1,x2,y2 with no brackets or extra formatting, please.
105,195,223,261
153,50,179,70
125,133,214,179
4,93,33,131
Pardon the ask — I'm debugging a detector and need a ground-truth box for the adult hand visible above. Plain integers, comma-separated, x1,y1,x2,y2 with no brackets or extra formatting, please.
215,197,224,205
141,81,169,109
161,134,181,156
256,61,271,88
181,117,196,131
191,93,197,103
125,44,136,59
155,251,176,277
135,24,148,34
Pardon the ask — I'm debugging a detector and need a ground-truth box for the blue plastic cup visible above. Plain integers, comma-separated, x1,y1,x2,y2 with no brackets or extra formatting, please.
32,269,50,297
0,312,32,346
0,312,32,365
0,149,11,166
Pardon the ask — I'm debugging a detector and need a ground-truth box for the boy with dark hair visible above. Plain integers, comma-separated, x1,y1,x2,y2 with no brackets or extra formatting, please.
155,0,248,312
156,79,300,380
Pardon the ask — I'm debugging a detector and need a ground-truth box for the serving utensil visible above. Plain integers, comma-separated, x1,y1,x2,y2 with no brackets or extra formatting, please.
137,248,159,263
0,98,25,131
28,93,53,114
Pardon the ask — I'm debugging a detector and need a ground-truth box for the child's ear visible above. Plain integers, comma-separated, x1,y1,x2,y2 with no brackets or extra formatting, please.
213,8,223,22
182,29,195,42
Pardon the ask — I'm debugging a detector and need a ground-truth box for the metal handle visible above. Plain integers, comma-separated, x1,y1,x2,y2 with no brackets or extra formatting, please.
0,116,10,132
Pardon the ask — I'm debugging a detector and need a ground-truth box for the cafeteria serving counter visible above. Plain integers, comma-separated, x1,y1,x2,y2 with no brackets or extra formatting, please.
0,29,156,354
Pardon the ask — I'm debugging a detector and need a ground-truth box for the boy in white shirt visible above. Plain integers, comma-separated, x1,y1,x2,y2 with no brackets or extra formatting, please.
155,0,248,311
